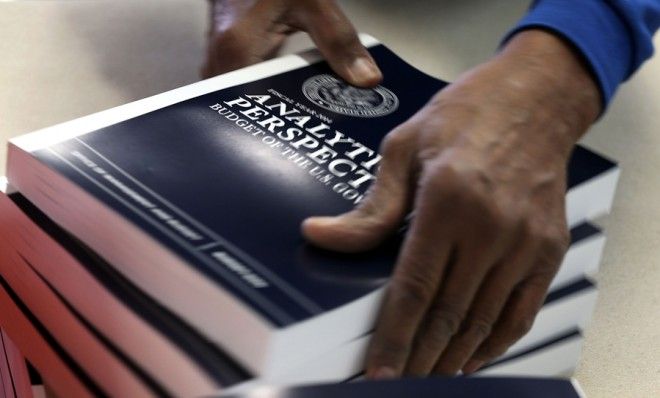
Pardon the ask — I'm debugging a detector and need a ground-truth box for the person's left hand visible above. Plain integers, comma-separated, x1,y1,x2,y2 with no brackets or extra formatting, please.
302,30,601,377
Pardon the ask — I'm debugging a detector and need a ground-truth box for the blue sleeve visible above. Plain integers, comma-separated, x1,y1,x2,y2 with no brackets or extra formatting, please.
505,0,660,107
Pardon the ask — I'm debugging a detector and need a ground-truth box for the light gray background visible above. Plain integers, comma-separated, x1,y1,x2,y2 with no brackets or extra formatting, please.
1,1,658,396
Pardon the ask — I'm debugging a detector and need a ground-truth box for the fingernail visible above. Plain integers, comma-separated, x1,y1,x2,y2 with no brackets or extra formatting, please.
462,359,484,374
369,366,397,380
349,57,382,86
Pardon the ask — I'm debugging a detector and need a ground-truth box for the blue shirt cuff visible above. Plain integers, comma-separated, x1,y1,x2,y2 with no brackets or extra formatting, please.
504,0,633,108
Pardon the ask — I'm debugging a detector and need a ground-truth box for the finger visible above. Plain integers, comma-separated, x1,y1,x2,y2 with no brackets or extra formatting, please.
291,1,382,86
364,207,453,379
463,272,555,373
463,225,568,373
365,157,519,378
302,128,416,253
404,209,522,375
402,251,492,376
363,164,478,378
429,240,539,376
400,159,525,376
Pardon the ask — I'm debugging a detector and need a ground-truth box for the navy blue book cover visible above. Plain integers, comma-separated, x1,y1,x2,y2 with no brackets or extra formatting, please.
222,377,582,398
30,45,615,328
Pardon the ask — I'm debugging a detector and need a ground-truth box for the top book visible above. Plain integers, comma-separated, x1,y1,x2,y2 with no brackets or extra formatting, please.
6,36,619,376
223,377,586,398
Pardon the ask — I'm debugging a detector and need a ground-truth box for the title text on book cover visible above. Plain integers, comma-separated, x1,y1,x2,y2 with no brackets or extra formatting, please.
209,91,383,204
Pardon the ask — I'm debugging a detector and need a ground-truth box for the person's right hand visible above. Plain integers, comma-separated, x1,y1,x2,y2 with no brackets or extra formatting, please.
201,0,382,87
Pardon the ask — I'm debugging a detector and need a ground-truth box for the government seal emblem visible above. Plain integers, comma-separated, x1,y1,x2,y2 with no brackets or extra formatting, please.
302,74,399,118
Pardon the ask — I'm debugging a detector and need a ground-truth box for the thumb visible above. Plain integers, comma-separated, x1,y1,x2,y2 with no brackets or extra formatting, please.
303,131,415,252
292,1,383,87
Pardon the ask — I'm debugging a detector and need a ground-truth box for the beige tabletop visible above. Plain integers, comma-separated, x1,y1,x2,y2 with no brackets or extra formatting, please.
1,1,659,397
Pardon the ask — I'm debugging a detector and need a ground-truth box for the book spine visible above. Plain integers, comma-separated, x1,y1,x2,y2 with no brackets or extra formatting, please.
0,191,235,395
0,240,156,396
479,331,583,377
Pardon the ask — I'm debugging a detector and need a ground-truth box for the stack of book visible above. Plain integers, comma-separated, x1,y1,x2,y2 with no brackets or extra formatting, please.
0,36,618,397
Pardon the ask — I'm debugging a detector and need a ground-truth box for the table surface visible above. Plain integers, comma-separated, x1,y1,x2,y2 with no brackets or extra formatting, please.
1,1,658,397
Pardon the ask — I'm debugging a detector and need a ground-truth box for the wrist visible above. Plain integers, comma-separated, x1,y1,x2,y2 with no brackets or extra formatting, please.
495,29,601,146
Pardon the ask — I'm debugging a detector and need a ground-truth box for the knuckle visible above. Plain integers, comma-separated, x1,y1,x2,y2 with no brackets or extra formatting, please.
371,336,407,360
475,315,536,362
525,221,570,260
510,315,535,338
427,160,460,183
380,129,410,156
467,200,522,248
390,272,435,308
420,325,451,351
421,162,465,201
540,229,570,261
428,298,465,336
462,316,494,340
476,202,519,242
420,162,513,233
494,205,523,232
367,335,408,367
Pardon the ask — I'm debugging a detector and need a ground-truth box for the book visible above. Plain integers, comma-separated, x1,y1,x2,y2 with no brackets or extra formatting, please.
222,376,586,398
0,330,33,398
230,279,597,389
309,331,587,384
480,329,583,377
506,279,596,355
0,188,598,394
0,236,157,396
0,191,249,397
552,223,605,286
5,36,619,375
0,277,99,398
1,340,71,398
26,363,45,398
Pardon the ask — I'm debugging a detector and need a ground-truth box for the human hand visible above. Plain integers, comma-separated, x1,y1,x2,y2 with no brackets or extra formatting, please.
302,30,601,377
201,0,381,86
